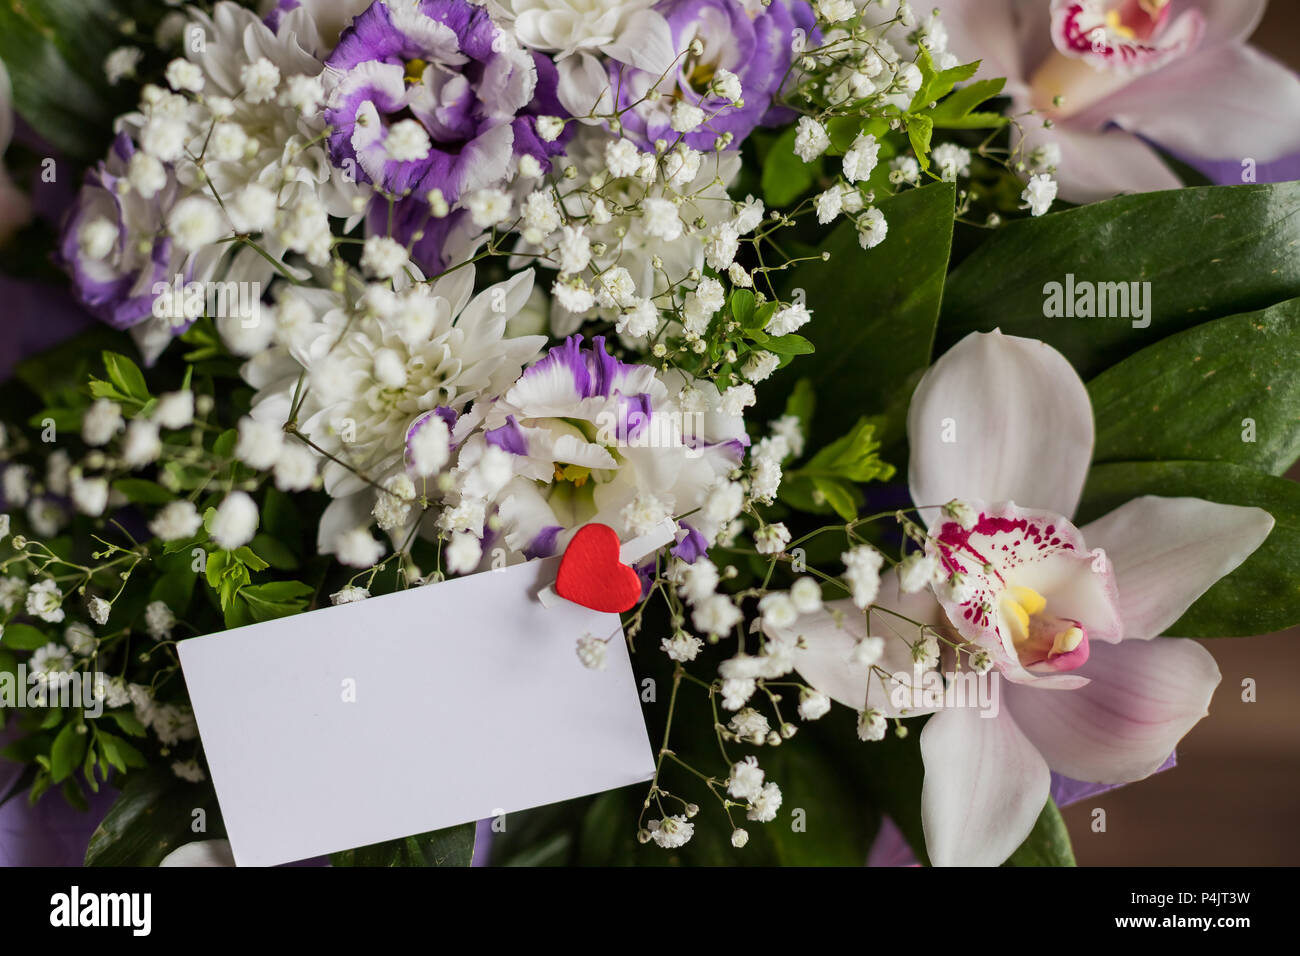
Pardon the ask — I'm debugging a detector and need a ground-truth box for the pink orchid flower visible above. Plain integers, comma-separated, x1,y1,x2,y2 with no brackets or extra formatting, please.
930,0,1300,202
772,330,1274,866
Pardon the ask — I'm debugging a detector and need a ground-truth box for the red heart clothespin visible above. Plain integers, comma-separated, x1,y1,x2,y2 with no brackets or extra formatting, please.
554,523,642,613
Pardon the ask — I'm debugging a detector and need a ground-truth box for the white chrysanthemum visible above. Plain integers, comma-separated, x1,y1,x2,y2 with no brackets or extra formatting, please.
505,0,646,57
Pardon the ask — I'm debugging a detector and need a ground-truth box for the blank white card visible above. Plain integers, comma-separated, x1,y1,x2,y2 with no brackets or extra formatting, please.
178,554,656,866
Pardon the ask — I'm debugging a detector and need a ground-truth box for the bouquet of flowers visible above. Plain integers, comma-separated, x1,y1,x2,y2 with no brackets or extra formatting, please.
1,0,1298,868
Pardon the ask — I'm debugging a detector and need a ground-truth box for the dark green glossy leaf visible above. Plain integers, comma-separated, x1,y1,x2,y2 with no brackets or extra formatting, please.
940,182,1300,378
774,181,955,448
330,822,475,867
85,767,224,866
1089,297,1300,475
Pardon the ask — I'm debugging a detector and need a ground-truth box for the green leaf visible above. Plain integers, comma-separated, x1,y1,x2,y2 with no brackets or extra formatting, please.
940,182,1300,379
111,478,174,505
0,0,128,160
50,722,87,784
236,580,315,623
85,766,225,866
905,114,933,169
772,181,955,448
101,351,150,405
149,568,196,618
1078,461,1300,636
1089,298,1300,475
330,823,476,867
812,477,860,521
929,77,1006,124
101,710,147,738
750,330,814,355
250,533,300,571
1004,798,1076,866
762,124,818,207
1,623,53,650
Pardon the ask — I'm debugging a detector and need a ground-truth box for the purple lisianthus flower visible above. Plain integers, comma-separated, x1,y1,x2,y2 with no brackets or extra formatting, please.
601,0,812,151
324,0,564,202
58,134,175,330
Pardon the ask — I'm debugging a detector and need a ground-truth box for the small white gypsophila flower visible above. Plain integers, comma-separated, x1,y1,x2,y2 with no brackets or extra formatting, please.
720,383,756,418
1029,141,1062,173
931,143,972,182
857,708,888,742
64,622,97,657
274,443,318,492
942,499,979,530
165,58,204,93
648,815,694,849
898,551,941,593
793,116,830,162
239,57,281,104
843,133,880,183
815,0,855,22
850,635,886,667
127,151,167,199
360,236,410,279
616,299,659,338
87,596,112,626
76,217,117,260
746,781,783,822
0,513,9,542
385,119,432,162
168,197,225,253
30,642,74,680
640,197,682,241
661,631,704,662
408,415,451,478
82,399,123,446
857,207,888,249
145,600,176,641
815,186,844,225
1021,174,1058,216
209,491,258,550
754,522,791,555
465,188,512,228
27,498,65,539
943,571,977,604
104,47,143,85
281,74,325,115
621,493,670,536
789,576,822,614
576,634,608,670
555,225,591,275
842,545,884,609
729,707,771,743
703,481,744,526
749,451,782,504
335,527,385,568
70,475,109,517
234,417,284,471
372,474,415,532
330,585,371,605
798,688,832,721
153,390,194,430
731,828,749,848
914,634,941,669
758,591,798,629
149,500,203,542
742,350,779,383
172,759,206,783
670,100,706,133
444,532,482,575
121,419,162,468
713,68,743,103
536,116,564,142
26,579,66,624
720,676,756,711
765,302,811,336
727,755,765,800
890,155,920,185
693,594,743,638
0,577,26,613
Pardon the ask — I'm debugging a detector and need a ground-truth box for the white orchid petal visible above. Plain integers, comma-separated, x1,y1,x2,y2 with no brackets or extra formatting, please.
1081,496,1273,640
1005,637,1220,783
907,330,1094,520
920,706,1050,867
